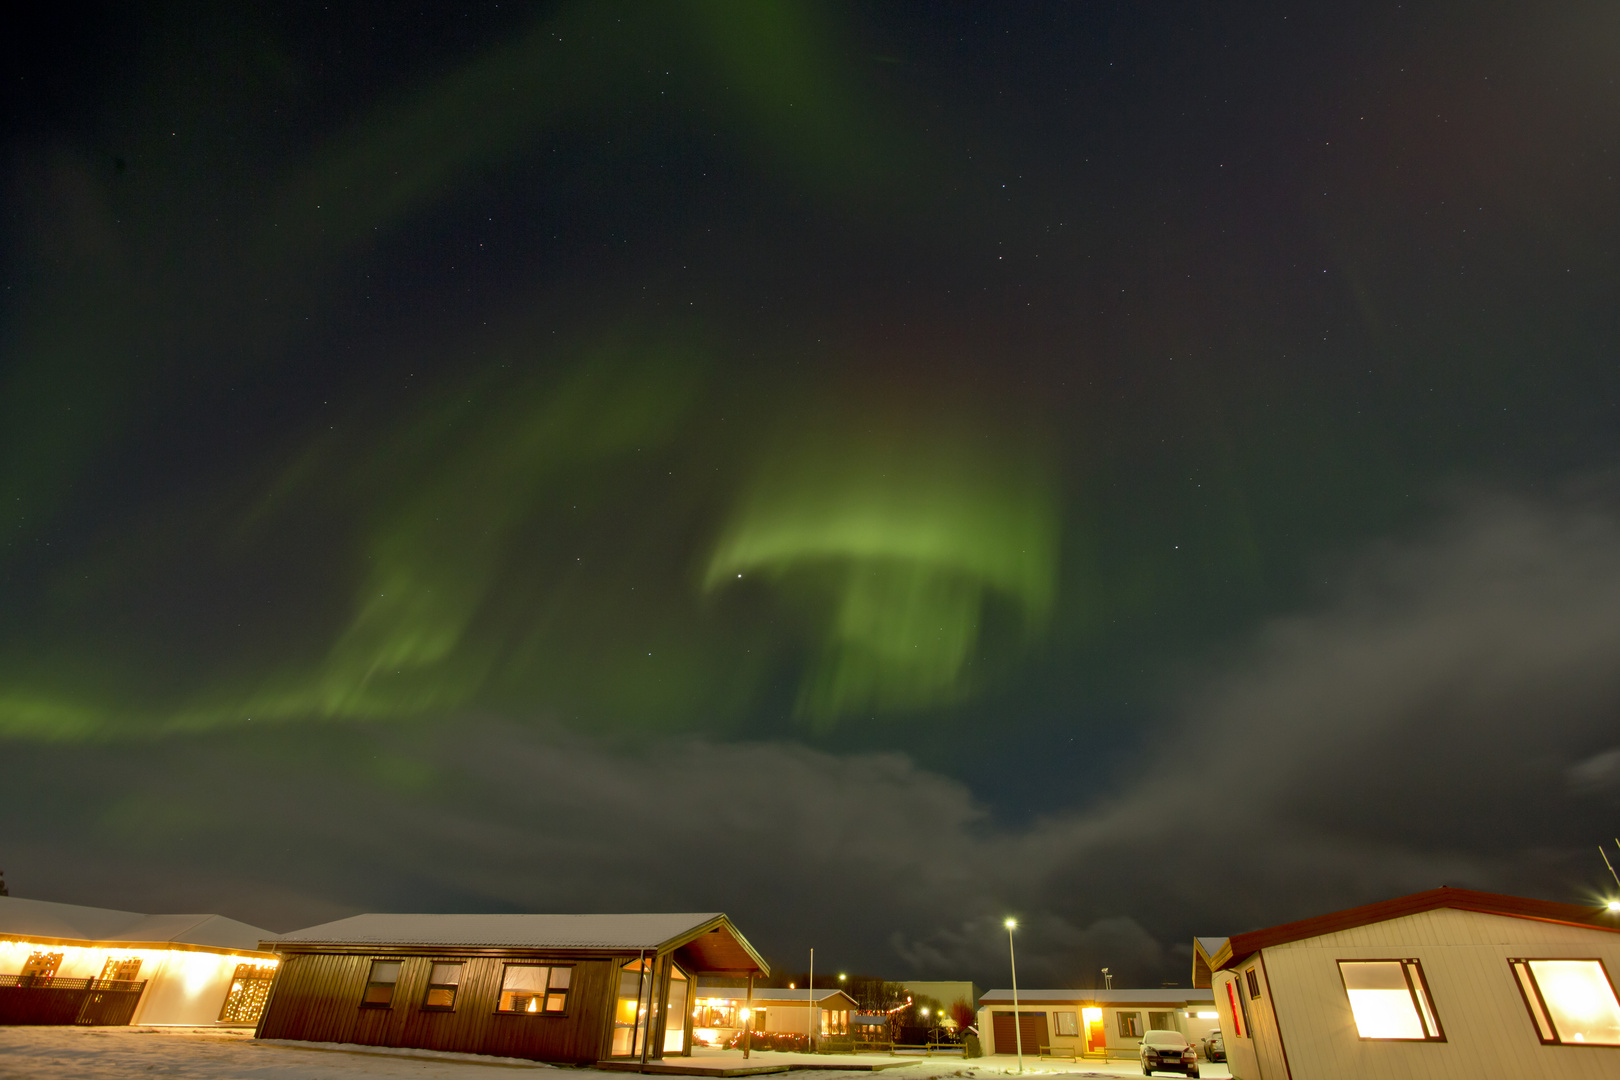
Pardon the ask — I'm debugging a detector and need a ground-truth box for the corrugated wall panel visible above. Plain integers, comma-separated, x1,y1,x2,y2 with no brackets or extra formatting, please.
258,951,622,1064
1258,909,1620,1080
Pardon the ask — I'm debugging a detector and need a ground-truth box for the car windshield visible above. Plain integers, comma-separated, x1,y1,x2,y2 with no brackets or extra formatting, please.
1143,1031,1188,1048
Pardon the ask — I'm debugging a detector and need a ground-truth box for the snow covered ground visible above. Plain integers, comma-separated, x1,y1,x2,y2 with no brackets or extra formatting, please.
0,1028,1231,1080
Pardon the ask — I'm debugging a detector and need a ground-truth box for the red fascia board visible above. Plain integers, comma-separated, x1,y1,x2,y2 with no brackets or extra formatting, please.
1214,887,1620,971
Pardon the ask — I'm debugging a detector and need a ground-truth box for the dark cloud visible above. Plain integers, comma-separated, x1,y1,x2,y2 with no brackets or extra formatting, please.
7,482,1620,985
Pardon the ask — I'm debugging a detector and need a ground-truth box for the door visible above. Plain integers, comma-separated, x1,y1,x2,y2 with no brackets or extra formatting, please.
991,1011,1050,1056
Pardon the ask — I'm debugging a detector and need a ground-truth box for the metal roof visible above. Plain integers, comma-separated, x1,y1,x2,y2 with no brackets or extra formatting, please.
1213,887,1620,971
272,912,766,974
0,896,274,953
980,988,1215,1005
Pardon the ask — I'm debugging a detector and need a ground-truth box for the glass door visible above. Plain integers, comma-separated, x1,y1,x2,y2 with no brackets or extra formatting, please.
613,958,655,1057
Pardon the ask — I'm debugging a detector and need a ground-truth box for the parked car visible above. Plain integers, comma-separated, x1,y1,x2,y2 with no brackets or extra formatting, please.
1201,1030,1224,1062
1140,1030,1199,1077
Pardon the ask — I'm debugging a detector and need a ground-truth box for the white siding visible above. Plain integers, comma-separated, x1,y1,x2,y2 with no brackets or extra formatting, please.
1215,969,1268,1080
1261,908,1620,1080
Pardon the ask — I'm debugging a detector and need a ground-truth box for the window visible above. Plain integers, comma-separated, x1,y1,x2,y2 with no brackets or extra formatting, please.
498,964,571,1014
1246,969,1262,999
1224,980,1244,1038
1148,1011,1176,1031
219,963,276,1024
1054,1011,1079,1036
1117,1011,1142,1037
1509,958,1620,1046
423,962,463,1010
362,961,401,1007
22,952,62,979
99,957,142,982
1337,960,1443,1041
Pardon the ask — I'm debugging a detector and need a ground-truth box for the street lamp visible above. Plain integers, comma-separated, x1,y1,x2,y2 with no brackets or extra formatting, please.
1005,917,1023,1074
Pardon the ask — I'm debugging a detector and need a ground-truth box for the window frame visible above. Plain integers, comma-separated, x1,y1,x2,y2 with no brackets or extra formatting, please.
1245,969,1262,999
361,960,402,1009
1335,958,1446,1043
420,960,465,1012
495,963,573,1016
1508,957,1620,1048
1053,1010,1079,1037
1117,1011,1142,1038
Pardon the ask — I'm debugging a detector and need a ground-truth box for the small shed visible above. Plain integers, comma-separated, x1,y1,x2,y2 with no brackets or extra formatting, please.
257,912,767,1064
976,987,1217,1060
1205,886,1620,1080
0,895,279,1027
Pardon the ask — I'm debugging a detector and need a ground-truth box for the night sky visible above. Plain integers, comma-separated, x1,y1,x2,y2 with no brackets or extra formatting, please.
5,1,1620,988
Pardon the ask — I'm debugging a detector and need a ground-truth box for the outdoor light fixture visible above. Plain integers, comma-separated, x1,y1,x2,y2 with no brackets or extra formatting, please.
1608,900,1620,912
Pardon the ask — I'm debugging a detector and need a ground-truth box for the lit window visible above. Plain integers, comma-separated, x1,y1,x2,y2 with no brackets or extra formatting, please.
219,963,276,1024
362,961,402,1007
1054,1011,1079,1036
1149,1011,1176,1031
1337,960,1444,1041
1117,1011,1142,1037
423,962,463,1010
499,965,571,1014
99,957,143,982
22,952,62,979
1509,959,1620,1046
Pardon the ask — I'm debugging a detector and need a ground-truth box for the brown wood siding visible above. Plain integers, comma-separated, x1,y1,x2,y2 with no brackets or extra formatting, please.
257,951,620,1063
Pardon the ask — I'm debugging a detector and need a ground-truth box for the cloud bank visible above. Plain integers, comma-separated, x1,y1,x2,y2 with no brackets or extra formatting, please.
6,482,1620,986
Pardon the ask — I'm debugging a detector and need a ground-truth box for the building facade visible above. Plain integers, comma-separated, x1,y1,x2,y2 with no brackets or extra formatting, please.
1207,887,1620,1080
0,896,279,1027
256,912,767,1064
977,988,1218,1060
690,983,858,1045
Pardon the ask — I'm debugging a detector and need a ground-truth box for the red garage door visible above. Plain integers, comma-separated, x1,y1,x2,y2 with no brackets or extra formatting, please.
991,1011,1050,1055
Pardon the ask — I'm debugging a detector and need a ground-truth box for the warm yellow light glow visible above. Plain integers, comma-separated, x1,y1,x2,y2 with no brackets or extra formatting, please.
1608,900,1620,913
1082,1007,1102,1022
1004,917,1017,930
1197,1011,1219,1020
740,1008,751,1020
1529,960,1620,1045
527,999,538,1013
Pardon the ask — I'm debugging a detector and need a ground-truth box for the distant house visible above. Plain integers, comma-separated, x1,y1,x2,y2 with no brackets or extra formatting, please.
0,895,279,1027
977,987,1218,1060
690,982,858,1044
1204,887,1620,1080
903,979,982,1019
256,912,767,1064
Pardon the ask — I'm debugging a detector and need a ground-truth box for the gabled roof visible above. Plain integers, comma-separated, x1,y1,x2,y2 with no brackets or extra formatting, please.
0,896,274,953
271,912,767,974
980,988,1214,1006
1212,887,1620,971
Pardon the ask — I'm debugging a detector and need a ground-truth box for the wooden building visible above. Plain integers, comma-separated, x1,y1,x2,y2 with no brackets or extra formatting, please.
1206,887,1620,1080
690,982,858,1045
976,987,1218,1060
256,912,768,1064
0,896,279,1027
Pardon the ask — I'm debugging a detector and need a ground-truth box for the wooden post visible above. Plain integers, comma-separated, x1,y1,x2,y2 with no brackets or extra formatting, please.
744,973,754,1060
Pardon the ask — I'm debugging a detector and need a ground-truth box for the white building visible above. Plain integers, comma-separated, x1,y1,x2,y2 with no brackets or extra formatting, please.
977,987,1218,1060
1206,886,1620,1080
690,982,858,1045
0,895,279,1026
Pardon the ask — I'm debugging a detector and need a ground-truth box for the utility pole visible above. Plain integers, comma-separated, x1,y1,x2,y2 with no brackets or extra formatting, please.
807,948,815,1054
1005,918,1022,1074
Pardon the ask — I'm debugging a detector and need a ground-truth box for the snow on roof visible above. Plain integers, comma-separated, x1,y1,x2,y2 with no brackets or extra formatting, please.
980,988,1215,1005
274,912,728,950
0,896,273,952
1195,936,1228,954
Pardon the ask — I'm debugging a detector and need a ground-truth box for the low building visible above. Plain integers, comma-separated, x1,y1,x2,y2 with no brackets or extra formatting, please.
257,912,767,1064
690,983,858,1045
977,987,1218,1060
1205,886,1620,1080
0,895,279,1027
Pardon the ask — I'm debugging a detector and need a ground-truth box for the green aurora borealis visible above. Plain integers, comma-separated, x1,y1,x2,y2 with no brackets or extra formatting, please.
6,1,1620,967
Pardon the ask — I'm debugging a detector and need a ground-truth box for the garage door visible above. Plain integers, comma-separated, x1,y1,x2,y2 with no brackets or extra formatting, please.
991,1011,1050,1055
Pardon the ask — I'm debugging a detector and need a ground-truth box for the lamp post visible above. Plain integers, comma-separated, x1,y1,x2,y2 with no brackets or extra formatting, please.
1005,918,1023,1074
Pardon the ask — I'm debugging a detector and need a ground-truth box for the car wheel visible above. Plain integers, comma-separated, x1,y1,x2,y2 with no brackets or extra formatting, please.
1189,1070,1199,1079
